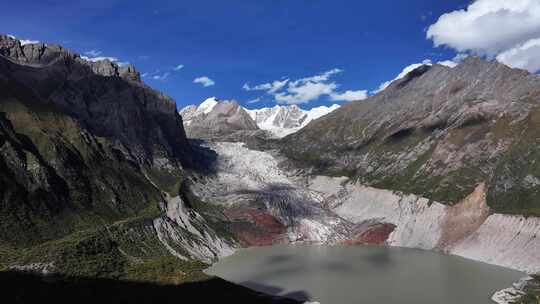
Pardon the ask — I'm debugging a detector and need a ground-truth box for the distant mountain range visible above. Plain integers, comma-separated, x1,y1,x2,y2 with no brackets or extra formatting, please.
179,97,340,138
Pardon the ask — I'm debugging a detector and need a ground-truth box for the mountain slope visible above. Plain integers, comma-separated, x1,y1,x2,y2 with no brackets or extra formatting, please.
281,57,540,216
0,35,234,280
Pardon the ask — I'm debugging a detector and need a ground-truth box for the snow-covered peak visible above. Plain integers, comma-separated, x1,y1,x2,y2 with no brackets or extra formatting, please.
179,97,220,126
245,104,340,138
197,97,219,115
180,98,340,138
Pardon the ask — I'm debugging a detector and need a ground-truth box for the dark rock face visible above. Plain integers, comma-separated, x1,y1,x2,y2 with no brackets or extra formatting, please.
185,100,260,139
0,35,192,246
281,57,540,215
0,35,190,169
0,35,141,82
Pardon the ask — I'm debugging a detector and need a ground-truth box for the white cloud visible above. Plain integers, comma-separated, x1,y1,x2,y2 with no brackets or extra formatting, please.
437,60,458,68
275,81,338,104
291,68,342,85
193,76,215,87
7,34,40,45
152,72,170,81
496,38,540,73
427,0,540,55
427,0,540,73
84,50,102,57
81,50,130,67
247,97,262,104
81,56,118,63
330,90,368,101
243,79,289,94
174,64,184,71
141,69,170,81
244,69,367,105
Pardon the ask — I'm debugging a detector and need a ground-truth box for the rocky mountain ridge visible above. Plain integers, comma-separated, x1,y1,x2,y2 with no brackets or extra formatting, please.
281,56,540,217
180,97,340,138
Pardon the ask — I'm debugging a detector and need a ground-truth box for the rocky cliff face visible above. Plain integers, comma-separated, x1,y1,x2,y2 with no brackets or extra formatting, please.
281,57,540,216
0,36,234,280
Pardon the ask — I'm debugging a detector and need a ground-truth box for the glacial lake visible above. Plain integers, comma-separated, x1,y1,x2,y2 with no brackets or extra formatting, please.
206,245,524,304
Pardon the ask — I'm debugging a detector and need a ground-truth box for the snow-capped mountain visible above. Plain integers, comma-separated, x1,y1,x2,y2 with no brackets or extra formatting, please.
246,104,340,137
179,98,340,138
179,97,219,126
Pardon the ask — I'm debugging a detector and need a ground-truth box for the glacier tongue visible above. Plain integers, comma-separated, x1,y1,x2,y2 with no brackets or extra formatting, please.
195,142,540,274
191,142,353,244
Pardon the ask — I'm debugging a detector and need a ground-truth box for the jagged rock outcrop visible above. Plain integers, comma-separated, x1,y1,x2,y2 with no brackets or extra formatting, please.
0,35,141,82
281,57,540,216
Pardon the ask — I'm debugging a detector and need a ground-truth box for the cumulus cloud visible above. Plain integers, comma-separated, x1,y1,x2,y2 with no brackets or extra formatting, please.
193,76,215,87
243,79,289,94
244,69,367,105
80,56,119,63
427,0,540,73
329,90,368,101
496,38,540,73
275,81,338,104
437,60,458,68
174,64,184,71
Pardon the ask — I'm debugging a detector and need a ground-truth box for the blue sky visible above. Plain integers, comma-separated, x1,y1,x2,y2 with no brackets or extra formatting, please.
0,0,486,109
